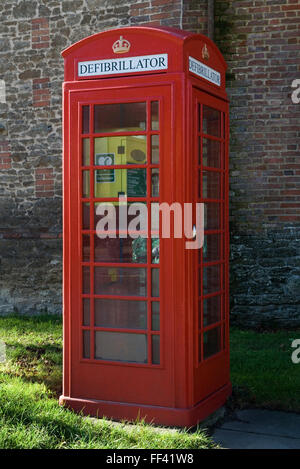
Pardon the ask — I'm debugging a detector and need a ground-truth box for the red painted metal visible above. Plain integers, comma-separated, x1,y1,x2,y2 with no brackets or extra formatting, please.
60,26,230,427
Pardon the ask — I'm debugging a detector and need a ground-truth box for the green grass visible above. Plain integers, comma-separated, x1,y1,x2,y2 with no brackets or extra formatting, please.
0,315,62,396
1,315,299,448
0,315,215,449
230,327,300,412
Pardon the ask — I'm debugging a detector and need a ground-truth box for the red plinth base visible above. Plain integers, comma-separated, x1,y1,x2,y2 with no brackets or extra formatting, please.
59,383,231,428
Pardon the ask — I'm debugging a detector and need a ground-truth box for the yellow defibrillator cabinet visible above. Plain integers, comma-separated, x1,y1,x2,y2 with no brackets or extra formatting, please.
94,130,147,199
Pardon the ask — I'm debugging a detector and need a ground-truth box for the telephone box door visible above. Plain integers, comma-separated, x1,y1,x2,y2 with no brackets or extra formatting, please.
67,83,175,407
192,86,230,404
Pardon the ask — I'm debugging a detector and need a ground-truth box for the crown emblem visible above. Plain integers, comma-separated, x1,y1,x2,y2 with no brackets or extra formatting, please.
112,36,131,54
202,44,210,60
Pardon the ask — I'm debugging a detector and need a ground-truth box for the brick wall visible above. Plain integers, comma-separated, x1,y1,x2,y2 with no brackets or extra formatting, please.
0,0,209,315
0,141,11,170
215,0,300,327
182,0,208,33
0,0,299,326
32,78,50,107
31,18,50,49
35,167,54,198
130,0,181,27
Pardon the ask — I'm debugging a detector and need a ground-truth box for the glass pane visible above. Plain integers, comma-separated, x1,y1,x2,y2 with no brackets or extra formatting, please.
83,330,90,358
203,106,221,137
151,169,159,197
94,267,146,296
82,267,90,294
94,201,147,231
202,171,221,199
151,268,159,297
95,299,147,329
94,169,147,198
203,264,221,295
82,105,90,134
152,238,159,264
95,331,147,363
82,234,90,262
94,136,147,165
82,138,90,166
131,237,147,263
127,169,147,198
151,302,160,331
151,203,159,238
94,236,147,263
151,101,159,130
82,203,90,230
94,102,146,133
83,298,90,326
198,103,201,132
203,234,221,263
202,139,221,168
151,135,159,163
203,326,221,359
203,295,221,327
152,335,160,364
204,203,221,230
82,171,90,198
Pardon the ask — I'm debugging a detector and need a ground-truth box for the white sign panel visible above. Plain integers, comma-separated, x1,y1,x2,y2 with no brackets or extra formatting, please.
189,56,221,87
78,54,168,78
95,153,115,183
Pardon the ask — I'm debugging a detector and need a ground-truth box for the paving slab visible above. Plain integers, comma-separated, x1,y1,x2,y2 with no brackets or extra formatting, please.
212,409,300,449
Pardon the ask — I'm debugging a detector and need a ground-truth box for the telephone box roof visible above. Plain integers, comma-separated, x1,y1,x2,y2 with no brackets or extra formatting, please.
62,26,227,93
63,26,226,64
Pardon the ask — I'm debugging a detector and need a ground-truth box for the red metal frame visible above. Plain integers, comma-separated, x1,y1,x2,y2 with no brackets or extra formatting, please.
191,87,229,404
60,26,231,427
79,94,162,368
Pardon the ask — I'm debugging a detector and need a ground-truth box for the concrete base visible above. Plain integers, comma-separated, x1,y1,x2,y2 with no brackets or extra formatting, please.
59,383,232,428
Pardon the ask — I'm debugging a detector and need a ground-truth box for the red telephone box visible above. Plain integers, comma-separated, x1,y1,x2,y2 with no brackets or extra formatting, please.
60,26,231,427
